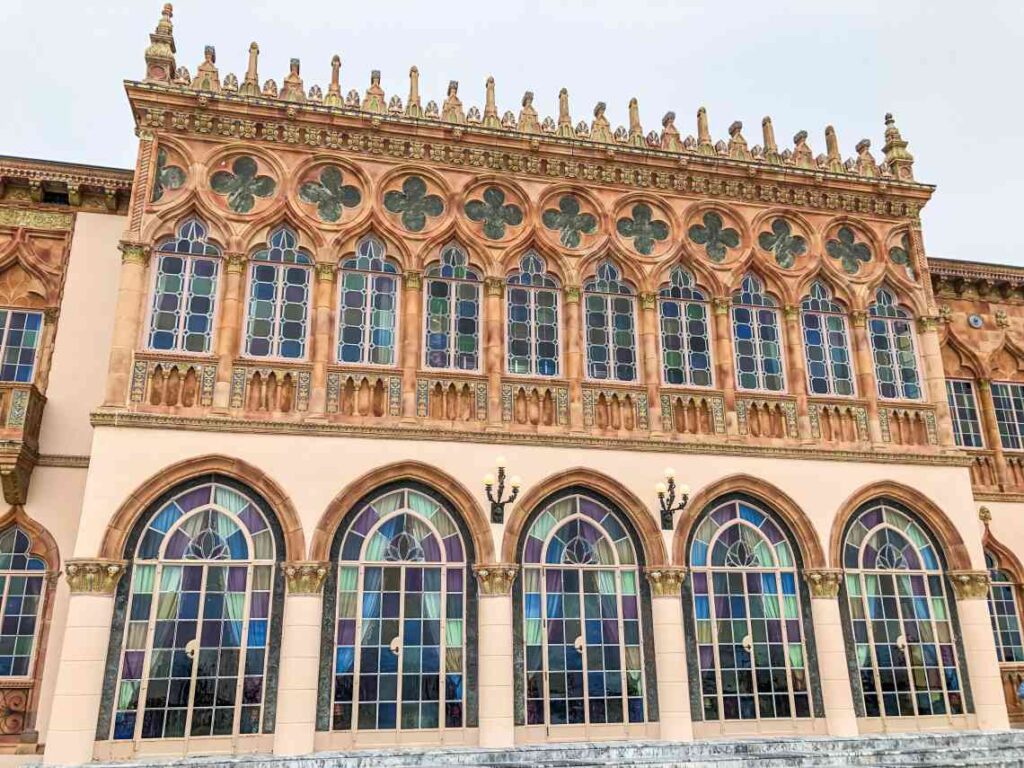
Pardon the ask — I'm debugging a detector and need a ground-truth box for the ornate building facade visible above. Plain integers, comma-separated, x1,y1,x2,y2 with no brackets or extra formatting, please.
0,5,1022,764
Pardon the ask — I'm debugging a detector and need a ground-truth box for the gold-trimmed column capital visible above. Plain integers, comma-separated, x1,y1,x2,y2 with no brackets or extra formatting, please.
917,315,941,334
225,251,248,273
949,570,991,600
564,285,581,304
645,567,687,596
315,263,337,282
65,559,126,595
118,241,150,266
484,277,505,297
712,297,731,316
639,291,657,311
850,309,867,328
403,270,422,290
282,561,330,594
473,564,518,595
804,569,843,599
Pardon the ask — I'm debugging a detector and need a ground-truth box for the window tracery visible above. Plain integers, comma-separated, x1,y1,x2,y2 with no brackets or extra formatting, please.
659,267,712,387
337,235,399,366
424,243,481,371
244,226,313,360
732,274,784,392
800,281,854,396
507,251,559,377
584,261,637,382
868,287,921,401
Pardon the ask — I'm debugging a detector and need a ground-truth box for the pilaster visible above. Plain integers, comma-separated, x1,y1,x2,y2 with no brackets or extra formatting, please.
473,564,517,748
802,569,857,736
644,567,692,741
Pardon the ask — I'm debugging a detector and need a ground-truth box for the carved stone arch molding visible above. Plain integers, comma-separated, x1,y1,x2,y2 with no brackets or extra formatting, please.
501,467,668,567
829,480,971,571
498,238,571,289
329,210,414,273
984,527,1024,585
99,454,305,562
671,474,826,569
412,216,492,276
140,197,234,251
941,327,986,380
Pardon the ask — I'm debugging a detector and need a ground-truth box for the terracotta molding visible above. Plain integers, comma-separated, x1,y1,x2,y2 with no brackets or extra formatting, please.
983,528,1024,586
36,454,90,468
501,467,668,567
310,460,493,563
99,454,306,562
0,506,60,571
672,474,827,570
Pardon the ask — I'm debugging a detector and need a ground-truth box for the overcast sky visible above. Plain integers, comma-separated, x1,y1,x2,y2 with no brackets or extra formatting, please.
2,1,1020,266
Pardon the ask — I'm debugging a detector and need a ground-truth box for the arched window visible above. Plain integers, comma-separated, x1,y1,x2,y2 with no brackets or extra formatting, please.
0,310,42,384
337,235,399,366
800,281,854,396
986,550,1024,663
424,243,481,371
110,480,280,741
584,261,638,382
841,500,965,718
732,274,785,392
687,499,812,721
244,226,313,359
326,486,470,734
868,287,922,400
148,218,220,354
0,527,46,678
507,251,560,377
520,493,648,728
659,267,712,387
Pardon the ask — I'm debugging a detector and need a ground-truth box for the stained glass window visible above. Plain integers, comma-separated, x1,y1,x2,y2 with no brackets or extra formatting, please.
507,251,560,377
0,527,46,677
732,274,785,392
112,482,277,741
244,226,313,359
688,500,810,721
0,309,42,384
841,501,964,718
521,494,646,727
991,382,1024,450
148,218,221,354
424,243,481,371
337,235,399,366
800,281,854,396
946,380,984,448
869,288,921,400
332,488,466,732
986,551,1024,663
584,261,637,382
659,267,712,387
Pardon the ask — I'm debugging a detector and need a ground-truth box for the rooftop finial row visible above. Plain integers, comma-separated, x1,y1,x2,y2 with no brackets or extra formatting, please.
142,5,916,182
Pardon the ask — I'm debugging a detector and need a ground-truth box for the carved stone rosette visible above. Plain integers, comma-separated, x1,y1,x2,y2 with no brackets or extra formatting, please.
645,567,687,597
473,564,518,595
283,561,329,594
949,570,991,600
64,559,126,595
804,569,843,599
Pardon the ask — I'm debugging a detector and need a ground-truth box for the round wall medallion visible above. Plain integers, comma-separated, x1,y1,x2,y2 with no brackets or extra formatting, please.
968,314,984,329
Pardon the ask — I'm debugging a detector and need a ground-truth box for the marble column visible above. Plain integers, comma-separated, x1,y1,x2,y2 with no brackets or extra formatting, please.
646,567,692,741
401,271,422,420
212,252,246,410
918,316,955,446
473,564,517,748
949,570,1010,730
803,569,858,737
850,310,883,443
976,379,1009,488
639,292,664,436
274,562,329,755
309,264,337,415
484,278,504,427
783,305,811,439
564,286,584,431
104,242,150,407
711,297,738,434
42,559,126,766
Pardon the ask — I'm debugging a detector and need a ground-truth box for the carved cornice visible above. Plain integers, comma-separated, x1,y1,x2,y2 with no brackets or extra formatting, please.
0,206,75,231
948,570,990,600
282,561,329,594
65,559,126,595
0,155,133,204
804,569,843,599
473,563,518,595
645,567,687,596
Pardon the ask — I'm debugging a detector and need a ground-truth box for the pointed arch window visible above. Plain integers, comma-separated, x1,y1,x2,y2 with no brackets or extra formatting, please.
507,251,560,377
584,261,638,382
148,218,221,354
732,274,785,392
424,243,481,371
110,481,279,741
328,486,469,733
800,281,854,396
0,527,46,678
337,235,400,366
520,493,649,727
659,267,712,387
868,288,922,400
244,226,313,359
687,499,812,721
841,500,965,718
946,380,984,448
986,550,1024,663
990,382,1024,450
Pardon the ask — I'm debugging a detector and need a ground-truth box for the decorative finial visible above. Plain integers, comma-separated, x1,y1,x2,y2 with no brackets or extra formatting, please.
824,125,844,173
556,88,575,138
882,112,914,181
854,138,878,177
239,42,260,97
727,120,750,161
590,101,612,143
979,506,992,526
626,98,644,147
280,58,305,103
517,91,540,134
324,54,342,107
144,3,177,83
696,107,714,156
761,116,781,165
792,130,814,169
483,76,500,128
404,66,423,118
441,80,465,124
191,45,220,93
361,70,385,114
660,111,682,152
